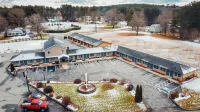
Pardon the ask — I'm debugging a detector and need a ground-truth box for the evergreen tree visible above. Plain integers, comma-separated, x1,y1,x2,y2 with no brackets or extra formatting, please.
139,85,143,102
135,85,140,103
10,63,15,72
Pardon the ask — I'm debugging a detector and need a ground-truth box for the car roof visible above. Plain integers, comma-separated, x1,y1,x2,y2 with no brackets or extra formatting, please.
32,99,40,103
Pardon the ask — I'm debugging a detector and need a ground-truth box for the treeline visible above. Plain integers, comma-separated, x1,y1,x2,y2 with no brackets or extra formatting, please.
0,2,200,40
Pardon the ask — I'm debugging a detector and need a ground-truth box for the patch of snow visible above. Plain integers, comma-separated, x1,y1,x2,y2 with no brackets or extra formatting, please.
79,89,99,97
67,105,79,111
137,102,147,110
107,89,119,97
181,78,200,93
174,94,191,102
38,88,44,92
129,90,136,96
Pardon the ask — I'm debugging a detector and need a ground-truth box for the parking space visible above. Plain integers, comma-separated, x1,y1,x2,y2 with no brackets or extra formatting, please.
17,58,181,108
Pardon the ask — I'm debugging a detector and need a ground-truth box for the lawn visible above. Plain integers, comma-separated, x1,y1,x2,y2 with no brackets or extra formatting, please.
151,32,179,40
100,25,121,29
175,88,200,110
50,83,145,112
118,32,145,36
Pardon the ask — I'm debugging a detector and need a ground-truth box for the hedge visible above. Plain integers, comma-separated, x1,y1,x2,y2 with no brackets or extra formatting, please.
44,27,81,33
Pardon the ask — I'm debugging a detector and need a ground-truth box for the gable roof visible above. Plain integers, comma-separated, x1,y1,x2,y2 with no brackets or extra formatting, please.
116,46,196,74
68,33,103,46
43,38,65,50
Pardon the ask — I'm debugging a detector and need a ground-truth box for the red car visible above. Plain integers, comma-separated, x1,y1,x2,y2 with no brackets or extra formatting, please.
20,99,49,112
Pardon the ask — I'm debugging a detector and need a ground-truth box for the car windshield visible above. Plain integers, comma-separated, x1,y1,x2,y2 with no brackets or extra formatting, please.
38,100,43,105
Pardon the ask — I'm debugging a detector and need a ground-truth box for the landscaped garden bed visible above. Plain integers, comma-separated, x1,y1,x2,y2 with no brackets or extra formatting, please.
170,88,200,110
29,80,147,112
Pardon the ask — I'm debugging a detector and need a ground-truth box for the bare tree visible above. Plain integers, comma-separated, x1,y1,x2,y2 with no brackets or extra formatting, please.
104,9,124,29
90,11,101,32
129,10,145,35
157,8,173,36
8,8,25,27
0,16,8,32
27,14,44,39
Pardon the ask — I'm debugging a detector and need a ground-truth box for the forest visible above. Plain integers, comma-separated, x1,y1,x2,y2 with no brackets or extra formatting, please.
0,2,199,40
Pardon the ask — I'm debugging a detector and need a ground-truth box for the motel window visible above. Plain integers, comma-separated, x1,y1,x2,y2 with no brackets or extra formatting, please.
178,74,182,77
36,59,41,62
48,51,51,54
154,65,159,69
27,60,33,64
90,54,94,57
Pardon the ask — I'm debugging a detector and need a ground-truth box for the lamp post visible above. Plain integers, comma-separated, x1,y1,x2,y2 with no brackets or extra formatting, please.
85,73,88,89
23,68,31,95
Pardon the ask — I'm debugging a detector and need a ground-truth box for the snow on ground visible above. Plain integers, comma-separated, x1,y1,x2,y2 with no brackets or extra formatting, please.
72,26,200,75
174,94,191,102
9,35,30,39
182,78,200,92
0,40,45,54
107,89,119,97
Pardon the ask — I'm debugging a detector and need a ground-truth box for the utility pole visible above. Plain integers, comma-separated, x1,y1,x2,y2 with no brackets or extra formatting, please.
23,68,31,95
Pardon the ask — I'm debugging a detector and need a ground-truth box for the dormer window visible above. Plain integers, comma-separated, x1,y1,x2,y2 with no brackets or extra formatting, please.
48,51,51,54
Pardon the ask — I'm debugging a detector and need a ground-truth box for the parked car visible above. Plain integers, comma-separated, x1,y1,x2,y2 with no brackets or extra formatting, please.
28,93,47,101
20,99,49,112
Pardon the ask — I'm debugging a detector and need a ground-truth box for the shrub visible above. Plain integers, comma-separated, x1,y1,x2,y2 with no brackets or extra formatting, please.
47,80,50,83
127,84,134,91
74,79,82,84
171,92,179,99
49,92,54,97
110,78,118,83
101,83,115,91
36,82,43,88
62,96,71,106
120,81,125,85
44,86,54,93
56,95,62,99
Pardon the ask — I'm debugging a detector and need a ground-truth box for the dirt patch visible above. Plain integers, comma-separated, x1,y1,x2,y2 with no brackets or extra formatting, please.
151,33,179,40
118,32,145,36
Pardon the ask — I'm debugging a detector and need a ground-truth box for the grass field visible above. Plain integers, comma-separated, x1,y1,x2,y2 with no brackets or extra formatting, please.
50,83,145,112
118,32,145,36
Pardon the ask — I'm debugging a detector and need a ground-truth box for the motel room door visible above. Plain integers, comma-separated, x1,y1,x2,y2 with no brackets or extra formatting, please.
147,63,153,69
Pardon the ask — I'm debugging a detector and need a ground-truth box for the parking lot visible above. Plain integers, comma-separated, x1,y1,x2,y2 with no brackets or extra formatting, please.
17,59,181,109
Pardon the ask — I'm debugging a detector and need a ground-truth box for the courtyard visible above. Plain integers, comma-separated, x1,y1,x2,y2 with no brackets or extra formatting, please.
17,59,179,109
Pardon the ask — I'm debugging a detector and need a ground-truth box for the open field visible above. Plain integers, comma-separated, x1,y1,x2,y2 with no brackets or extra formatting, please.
70,24,200,75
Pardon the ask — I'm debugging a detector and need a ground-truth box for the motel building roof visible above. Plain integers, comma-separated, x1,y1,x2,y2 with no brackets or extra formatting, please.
68,33,103,47
10,38,197,75
43,38,66,50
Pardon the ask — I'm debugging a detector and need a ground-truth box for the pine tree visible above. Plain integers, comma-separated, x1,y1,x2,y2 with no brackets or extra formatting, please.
135,85,139,103
139,85,143,102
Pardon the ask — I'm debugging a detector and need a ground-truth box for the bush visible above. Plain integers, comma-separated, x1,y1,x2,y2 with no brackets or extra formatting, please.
36,82,43,88
74,79,82,84
110,78,118,83
47,80,50,83
44,27,81,33
62,96,71,106
127,84,134,91
56,95,62,99
44,86,54,93
101,83,115,91
170,92,179,99
49,92,54,97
